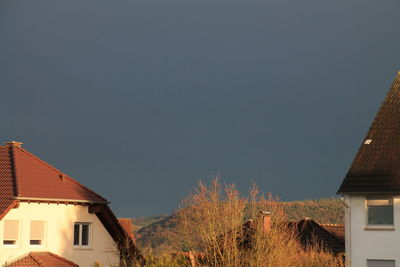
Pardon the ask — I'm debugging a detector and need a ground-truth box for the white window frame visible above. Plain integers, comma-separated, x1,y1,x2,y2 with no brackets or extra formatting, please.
3,239,18,248
29,220,46,248
2,220,20,248
365,197,394,228
73,222,92,249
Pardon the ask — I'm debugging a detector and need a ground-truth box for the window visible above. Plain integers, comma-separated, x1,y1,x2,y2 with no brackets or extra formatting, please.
3,220,19,246
367,259,395,267
30,221,45,246
367,198,394,225
73,222,91,247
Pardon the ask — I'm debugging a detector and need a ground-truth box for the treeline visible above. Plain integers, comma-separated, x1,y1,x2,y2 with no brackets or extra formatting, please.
281,198,343,224
133,197,344,252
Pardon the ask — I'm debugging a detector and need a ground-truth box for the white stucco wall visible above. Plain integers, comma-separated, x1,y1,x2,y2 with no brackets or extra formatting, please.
345,194,400,267
0,202,119,267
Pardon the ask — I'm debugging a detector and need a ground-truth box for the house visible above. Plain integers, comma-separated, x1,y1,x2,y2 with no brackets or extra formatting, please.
240,215,345,254
0,141,145,267
287,218,344,254
182,214,345,267
337,72,400,267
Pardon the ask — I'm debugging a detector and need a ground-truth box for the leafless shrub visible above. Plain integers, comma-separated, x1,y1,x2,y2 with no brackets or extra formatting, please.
171,178,344,267
103,178,344,267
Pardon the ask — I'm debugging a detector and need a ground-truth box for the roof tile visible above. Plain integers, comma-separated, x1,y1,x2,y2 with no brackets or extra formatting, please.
13,146,106,202
0,144,107,213
7,252,79,267
0,146,17,219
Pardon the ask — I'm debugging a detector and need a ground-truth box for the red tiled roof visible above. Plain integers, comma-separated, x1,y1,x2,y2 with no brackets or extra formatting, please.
13,146,106,202
0,143,145,265
7,252,79,267
0,146,17,219
0,144,107,219
118,218,136,243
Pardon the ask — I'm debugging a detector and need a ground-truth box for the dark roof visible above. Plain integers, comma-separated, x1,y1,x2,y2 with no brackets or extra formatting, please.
288,219,345,254
232,218,344,254
338,72,400,194
321,224,345,242
7,252,79,267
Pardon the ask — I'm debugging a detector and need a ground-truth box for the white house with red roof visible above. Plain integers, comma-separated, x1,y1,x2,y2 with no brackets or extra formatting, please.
0,141,144,267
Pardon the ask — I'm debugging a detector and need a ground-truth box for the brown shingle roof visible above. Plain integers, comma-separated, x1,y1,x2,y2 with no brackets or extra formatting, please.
232,218,344,254
288,219,345,254
7,252,79,267
321,224,345,243
338,72,400,193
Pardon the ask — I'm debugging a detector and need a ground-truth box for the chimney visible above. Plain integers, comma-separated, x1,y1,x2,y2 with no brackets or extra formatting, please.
259,211,271,234
4,141,23,148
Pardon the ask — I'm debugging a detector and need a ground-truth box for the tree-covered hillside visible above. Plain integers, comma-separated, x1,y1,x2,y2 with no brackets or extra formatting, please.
133,198,344,252
281,198,343,224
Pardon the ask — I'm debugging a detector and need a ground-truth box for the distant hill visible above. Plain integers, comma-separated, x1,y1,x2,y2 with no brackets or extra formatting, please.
131,214,170,231
134,214,178,252
133,198,344,252
281,198,343,224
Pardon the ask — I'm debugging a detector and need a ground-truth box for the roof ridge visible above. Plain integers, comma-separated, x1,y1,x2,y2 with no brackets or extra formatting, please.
320,223,343,227
29,253,46,266
3,145,63,175
9,146,20,197
0,146,19,221
45,252,79,266
14,146,107,202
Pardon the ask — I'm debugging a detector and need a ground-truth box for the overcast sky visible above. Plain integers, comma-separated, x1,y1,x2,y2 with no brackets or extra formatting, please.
1,0,400,217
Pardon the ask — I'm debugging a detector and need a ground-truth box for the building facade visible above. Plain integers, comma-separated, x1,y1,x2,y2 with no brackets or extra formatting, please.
0,141,144,266
338,72,400,267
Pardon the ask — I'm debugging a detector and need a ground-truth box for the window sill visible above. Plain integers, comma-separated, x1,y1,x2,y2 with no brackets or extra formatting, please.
364,226,395,231
73,246,93,250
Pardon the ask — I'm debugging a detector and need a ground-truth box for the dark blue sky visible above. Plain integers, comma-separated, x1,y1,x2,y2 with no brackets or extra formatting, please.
1,0,400,217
